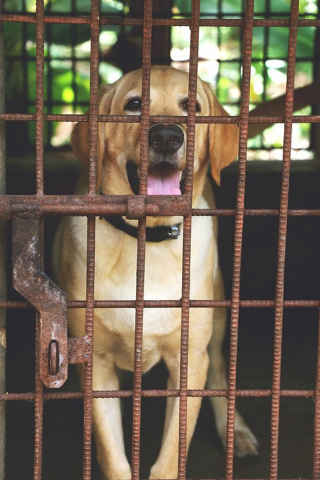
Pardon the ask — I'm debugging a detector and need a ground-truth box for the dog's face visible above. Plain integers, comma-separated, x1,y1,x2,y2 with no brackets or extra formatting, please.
72,66,239,200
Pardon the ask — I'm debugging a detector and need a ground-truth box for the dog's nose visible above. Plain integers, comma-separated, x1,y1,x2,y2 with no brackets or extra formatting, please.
149,124,184,155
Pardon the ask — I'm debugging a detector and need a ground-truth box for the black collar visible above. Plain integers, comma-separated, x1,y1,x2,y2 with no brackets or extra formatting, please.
100,215,181,242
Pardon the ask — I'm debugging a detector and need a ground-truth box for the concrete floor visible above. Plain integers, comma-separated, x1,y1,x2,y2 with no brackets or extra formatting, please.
4,161,320,479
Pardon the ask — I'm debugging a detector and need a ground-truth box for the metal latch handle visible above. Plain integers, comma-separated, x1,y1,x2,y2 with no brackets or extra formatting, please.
12,215,68,388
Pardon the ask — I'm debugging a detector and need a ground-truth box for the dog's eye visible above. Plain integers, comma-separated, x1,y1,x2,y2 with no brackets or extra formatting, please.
125,98,142,112
181,99,201,113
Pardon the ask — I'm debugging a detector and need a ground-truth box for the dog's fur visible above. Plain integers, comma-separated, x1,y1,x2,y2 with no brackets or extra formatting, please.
53,66,258,479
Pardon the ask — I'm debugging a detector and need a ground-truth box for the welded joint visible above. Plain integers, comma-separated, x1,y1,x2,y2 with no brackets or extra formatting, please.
126,196,160,219
126,196,147,219
12,215,68,388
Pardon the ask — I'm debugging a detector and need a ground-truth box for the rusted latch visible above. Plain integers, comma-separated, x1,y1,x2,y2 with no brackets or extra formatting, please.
12,215,68,388
126,196,160,219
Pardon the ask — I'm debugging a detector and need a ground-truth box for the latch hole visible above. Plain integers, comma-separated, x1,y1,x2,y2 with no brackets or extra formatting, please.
48,340,59,376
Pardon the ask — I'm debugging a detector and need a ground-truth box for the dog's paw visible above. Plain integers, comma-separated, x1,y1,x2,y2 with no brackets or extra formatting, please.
234,427,259,457
149,461,178,479
218,418,259,458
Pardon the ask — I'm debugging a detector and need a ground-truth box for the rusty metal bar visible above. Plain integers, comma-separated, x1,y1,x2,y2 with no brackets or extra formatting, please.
81,0,100,477
232,0,257,463
192,209,320,217
2,299,320,310
0,388,317,402
0,194,188,218
2,195,320,219
177,0,200,477
34,318,43,480
33,1,46,477
35,0,44,195
224,1,254,477
313,308,320,478
270,2,299,478
0,0,6,476
1,298,320,310
131,216,147,480
1,113,320,124
82,216,95,480
88,0,100,194
0,13,320,27
130,0,152,477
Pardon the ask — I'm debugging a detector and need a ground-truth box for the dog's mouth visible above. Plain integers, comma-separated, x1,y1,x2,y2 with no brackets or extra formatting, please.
126,161,185,195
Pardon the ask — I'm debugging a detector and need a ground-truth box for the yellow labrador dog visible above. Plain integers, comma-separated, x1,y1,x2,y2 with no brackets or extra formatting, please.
53,66,258,480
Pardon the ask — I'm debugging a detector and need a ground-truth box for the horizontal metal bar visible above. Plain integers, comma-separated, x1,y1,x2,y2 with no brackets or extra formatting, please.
1,299,319,309
0,14,320,27
0,195,189,218
0,197,320,219
1,113,320,125
192,209,320,217
5,55,316,64
0,389,315,402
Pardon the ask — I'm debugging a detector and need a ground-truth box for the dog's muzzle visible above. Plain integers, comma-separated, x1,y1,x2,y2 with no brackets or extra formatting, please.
149,124,184,156
126,123,186,196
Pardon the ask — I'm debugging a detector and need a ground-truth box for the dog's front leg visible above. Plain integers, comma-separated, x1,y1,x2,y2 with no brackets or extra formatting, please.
149,349,209,479
207,267,258,457
92,355,131,480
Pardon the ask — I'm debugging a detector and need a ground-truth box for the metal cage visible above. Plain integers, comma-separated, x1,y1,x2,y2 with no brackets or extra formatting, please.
1,0,320,479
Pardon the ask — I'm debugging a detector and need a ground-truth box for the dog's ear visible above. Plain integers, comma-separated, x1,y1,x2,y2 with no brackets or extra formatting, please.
203,83,239,186
71,84,115,189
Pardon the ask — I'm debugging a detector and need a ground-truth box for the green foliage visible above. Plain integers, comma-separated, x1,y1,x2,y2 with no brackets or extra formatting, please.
4,0,317,153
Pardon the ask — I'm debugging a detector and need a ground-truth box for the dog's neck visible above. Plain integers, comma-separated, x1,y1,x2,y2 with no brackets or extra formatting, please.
99,215,181,242
99,192,181,242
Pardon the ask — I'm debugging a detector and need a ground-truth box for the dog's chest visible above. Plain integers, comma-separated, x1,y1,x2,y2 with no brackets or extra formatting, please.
71,213,214,337
95,328,164,373
94,230,185,337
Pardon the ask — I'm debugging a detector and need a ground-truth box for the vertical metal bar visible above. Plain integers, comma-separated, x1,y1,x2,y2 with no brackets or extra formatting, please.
216,0,222,96
263,0,271,102
35,0,45,195
22,0,29,148
0,1,6,478
225,1,254,478
137,0,152,197
88,0,100,195
183,0,200,199
82,0,100,477
71,0,77,115
178,1,200,478
33,292,44,480
131,216,146,480
34,1,45,478
269,2,299,479
131,0,152,477
313,308,320,478
260,0,270,151
46,1,52,146
83,216,95,480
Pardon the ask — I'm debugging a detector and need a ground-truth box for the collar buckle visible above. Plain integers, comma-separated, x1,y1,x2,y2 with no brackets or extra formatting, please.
167,225,180,239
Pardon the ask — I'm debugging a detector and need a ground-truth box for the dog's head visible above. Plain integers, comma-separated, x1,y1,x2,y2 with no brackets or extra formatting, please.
71,66,239,198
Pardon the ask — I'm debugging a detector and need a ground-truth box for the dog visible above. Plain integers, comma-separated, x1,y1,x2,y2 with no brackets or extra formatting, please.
53,65,258,479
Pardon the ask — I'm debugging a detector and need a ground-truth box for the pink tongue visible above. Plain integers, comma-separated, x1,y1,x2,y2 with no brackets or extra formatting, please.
147,164,181,195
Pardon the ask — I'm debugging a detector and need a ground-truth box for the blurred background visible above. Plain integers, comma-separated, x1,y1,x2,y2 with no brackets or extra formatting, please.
3,0,319,161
